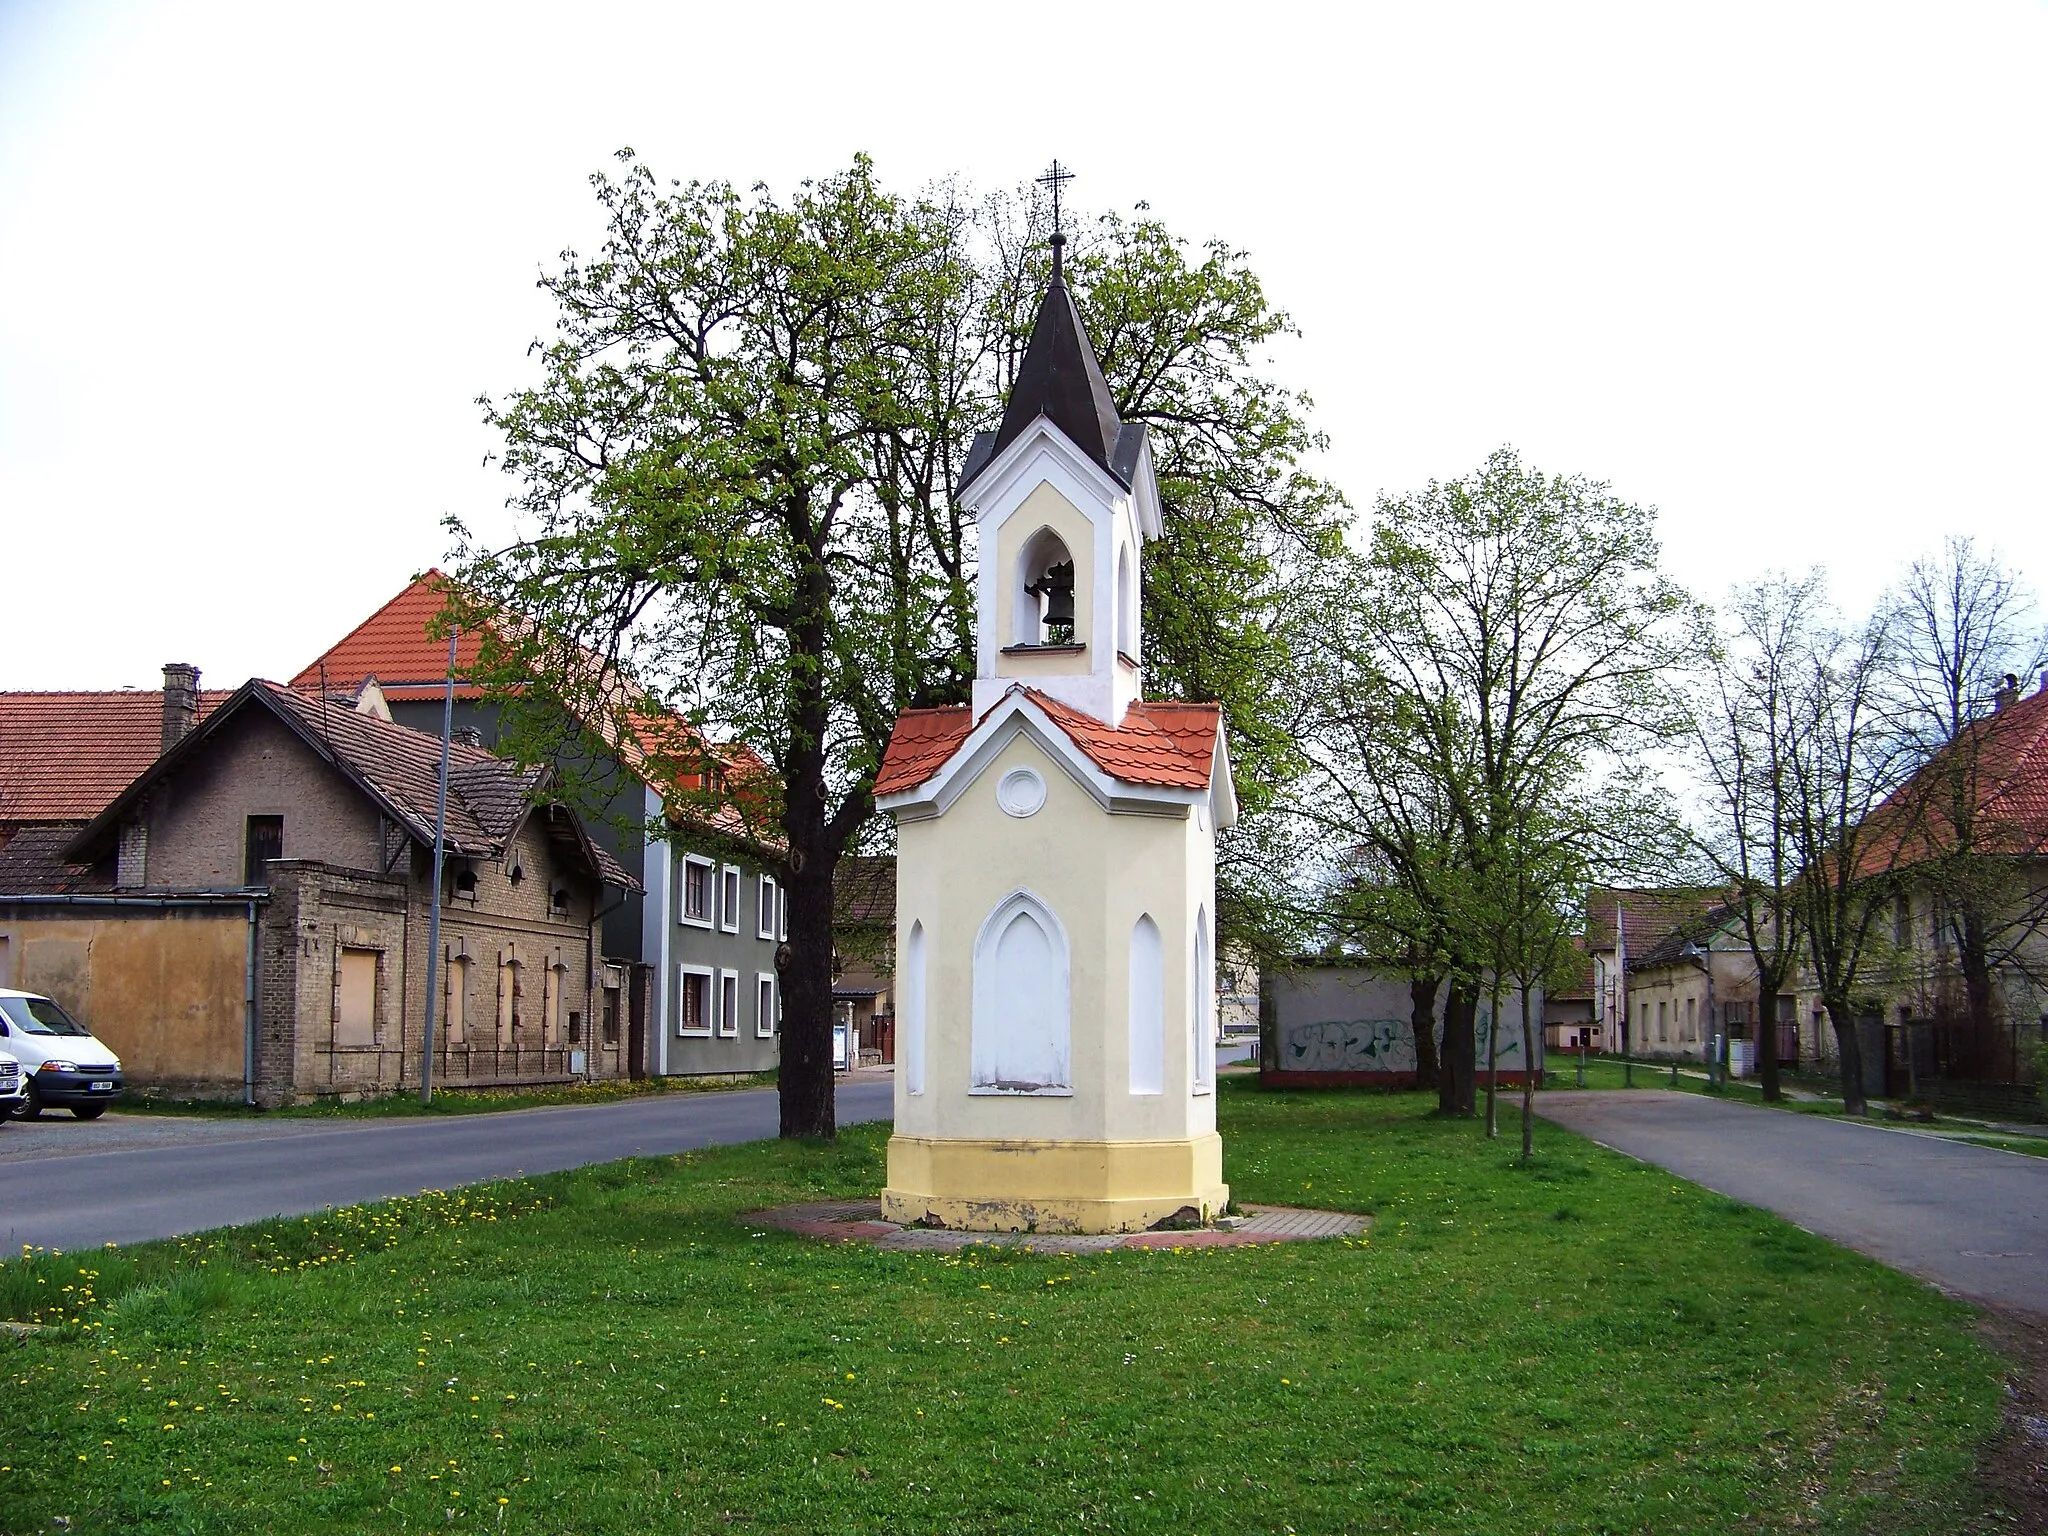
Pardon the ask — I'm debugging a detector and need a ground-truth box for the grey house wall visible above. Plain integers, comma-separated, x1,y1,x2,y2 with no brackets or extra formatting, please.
644,830,782,1077
383,696,782,1077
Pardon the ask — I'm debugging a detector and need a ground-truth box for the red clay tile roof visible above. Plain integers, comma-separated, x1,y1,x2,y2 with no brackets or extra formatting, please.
1030,693,1220,790
1857,684,2048,875
873,690,1220,797
874,707,975,796
295,575,776,849
1582,886,1728,957
0,689,230,825
290,570,489,702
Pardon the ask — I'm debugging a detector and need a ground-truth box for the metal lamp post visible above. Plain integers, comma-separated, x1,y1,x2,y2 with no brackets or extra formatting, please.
420,628,458,1106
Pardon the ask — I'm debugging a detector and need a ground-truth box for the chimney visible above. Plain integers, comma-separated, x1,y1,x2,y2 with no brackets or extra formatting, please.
161,663,201,751
451,727,485,749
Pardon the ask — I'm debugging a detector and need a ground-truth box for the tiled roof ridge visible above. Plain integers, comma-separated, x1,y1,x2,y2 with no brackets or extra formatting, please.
290,569,455,688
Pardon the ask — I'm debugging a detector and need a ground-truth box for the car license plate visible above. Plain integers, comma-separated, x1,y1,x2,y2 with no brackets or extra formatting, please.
89,1080,113,1092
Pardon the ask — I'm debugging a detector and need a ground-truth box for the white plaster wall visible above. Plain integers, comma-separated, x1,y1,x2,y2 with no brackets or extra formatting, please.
893,729,1216,1145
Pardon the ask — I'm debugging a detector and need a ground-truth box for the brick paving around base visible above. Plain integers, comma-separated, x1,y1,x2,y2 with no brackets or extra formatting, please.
739,1199,1369,1254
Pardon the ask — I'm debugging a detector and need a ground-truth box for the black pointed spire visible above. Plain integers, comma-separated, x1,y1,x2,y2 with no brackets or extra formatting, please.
957,163,1148,497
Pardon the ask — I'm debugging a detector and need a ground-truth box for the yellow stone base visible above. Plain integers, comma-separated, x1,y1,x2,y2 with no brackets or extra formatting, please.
881,1133,1229,1235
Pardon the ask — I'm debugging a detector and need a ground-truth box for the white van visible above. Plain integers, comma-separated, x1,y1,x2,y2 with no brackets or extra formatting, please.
0,1047,24,1121
0,990,125,1120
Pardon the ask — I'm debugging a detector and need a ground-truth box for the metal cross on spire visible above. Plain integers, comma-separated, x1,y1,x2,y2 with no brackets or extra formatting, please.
1037,159,1074,280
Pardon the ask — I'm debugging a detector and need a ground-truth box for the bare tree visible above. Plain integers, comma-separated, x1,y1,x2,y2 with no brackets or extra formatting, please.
1692,573,1823,1101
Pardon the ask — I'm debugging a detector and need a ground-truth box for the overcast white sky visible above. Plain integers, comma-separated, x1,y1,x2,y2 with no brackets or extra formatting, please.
2,1,2044,690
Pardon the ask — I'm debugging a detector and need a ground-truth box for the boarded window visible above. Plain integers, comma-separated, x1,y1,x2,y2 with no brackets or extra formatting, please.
445,954,469,1044
902,922,926,1096
971,892,1070,1094
336,948,378,1046
602,986,621,1045
1128,914,1163,1095
245,816,283,887
498,956,521,1045
543,963,563,1045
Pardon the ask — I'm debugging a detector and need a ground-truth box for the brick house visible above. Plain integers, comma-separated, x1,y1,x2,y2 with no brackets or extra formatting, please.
292,574,786,1079
0,676,636,1105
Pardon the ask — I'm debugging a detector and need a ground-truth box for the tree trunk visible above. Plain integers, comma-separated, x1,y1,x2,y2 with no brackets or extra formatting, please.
1483,985,1501,1139
1958,910,1997,1062
778,844,839,1139
1519,984,1537,1162
1439,983,1477,1116
1408,974,1441,1093
1825,998,1867,1117
1757,984,1782,1103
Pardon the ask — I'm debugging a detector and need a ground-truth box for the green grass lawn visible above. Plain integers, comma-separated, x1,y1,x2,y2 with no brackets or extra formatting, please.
0,1083,2011,1534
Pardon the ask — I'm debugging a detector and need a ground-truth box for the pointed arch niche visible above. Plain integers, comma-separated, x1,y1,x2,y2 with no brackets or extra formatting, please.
903,921,927,1097
970,889,1072,1094
1015,526,1078,647
1191,904,1215,1095
1128,914,1164,1095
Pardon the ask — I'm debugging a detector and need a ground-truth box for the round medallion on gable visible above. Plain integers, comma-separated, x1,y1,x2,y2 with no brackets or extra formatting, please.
996,766,1047,818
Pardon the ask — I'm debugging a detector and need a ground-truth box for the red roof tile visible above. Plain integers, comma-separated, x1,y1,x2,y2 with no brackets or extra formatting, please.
874,706,974,796
1858,684,2048,874
291,570,489,702
1030,693,1220,790
296,574,780,847
873,690,1221,798
0,689,230,825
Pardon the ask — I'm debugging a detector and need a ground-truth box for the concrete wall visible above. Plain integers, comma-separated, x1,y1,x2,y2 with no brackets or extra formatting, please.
0,903,252,1096
1262,967,1545,1087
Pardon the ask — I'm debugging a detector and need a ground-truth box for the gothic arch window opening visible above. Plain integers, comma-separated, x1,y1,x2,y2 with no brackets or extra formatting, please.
970,889,1072,1095
1128,913,1164,1095
1192,905,1214,1094
903,920,927,1096
1016,526,1078,647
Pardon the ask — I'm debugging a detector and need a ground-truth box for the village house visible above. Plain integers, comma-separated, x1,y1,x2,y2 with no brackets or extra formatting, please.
292,574,787,1079
1847,670,2048,1106
0,674,635,1104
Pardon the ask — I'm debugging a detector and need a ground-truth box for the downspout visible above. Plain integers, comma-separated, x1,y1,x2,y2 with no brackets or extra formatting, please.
244,898,259,1106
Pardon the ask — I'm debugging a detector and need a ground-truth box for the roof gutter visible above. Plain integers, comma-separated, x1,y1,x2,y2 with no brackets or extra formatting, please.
0,891,269,907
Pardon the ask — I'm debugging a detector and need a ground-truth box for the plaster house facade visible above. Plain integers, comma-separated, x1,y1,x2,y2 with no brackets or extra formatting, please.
0,677,635,1104
873,239,1237,1234
293,575,785,1079
1845,671,2048,1103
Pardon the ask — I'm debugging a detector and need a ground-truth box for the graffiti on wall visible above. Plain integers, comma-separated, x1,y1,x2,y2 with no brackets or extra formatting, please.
1281,1017,1417,1074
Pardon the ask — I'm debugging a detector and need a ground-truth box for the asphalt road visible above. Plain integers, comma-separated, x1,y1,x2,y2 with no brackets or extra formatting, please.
1537,1089,2048,1320
0,1076,894,1253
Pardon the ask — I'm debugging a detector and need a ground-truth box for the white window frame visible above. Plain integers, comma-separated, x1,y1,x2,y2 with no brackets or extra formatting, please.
676,962,714,1037
777,884,787,941
756,971,778,1038
679,854,715,929
717,968,741,1038
720,864,743,934
757,875,778,940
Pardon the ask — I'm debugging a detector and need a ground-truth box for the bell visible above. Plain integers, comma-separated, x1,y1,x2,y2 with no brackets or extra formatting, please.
1037,561,1076,633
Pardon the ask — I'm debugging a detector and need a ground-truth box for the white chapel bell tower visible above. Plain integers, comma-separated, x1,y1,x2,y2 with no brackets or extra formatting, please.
873,171,1237,1234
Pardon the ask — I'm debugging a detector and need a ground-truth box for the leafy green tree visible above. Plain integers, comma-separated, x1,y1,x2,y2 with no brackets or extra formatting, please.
1301,448,1696,1124
450,154,1341,1138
